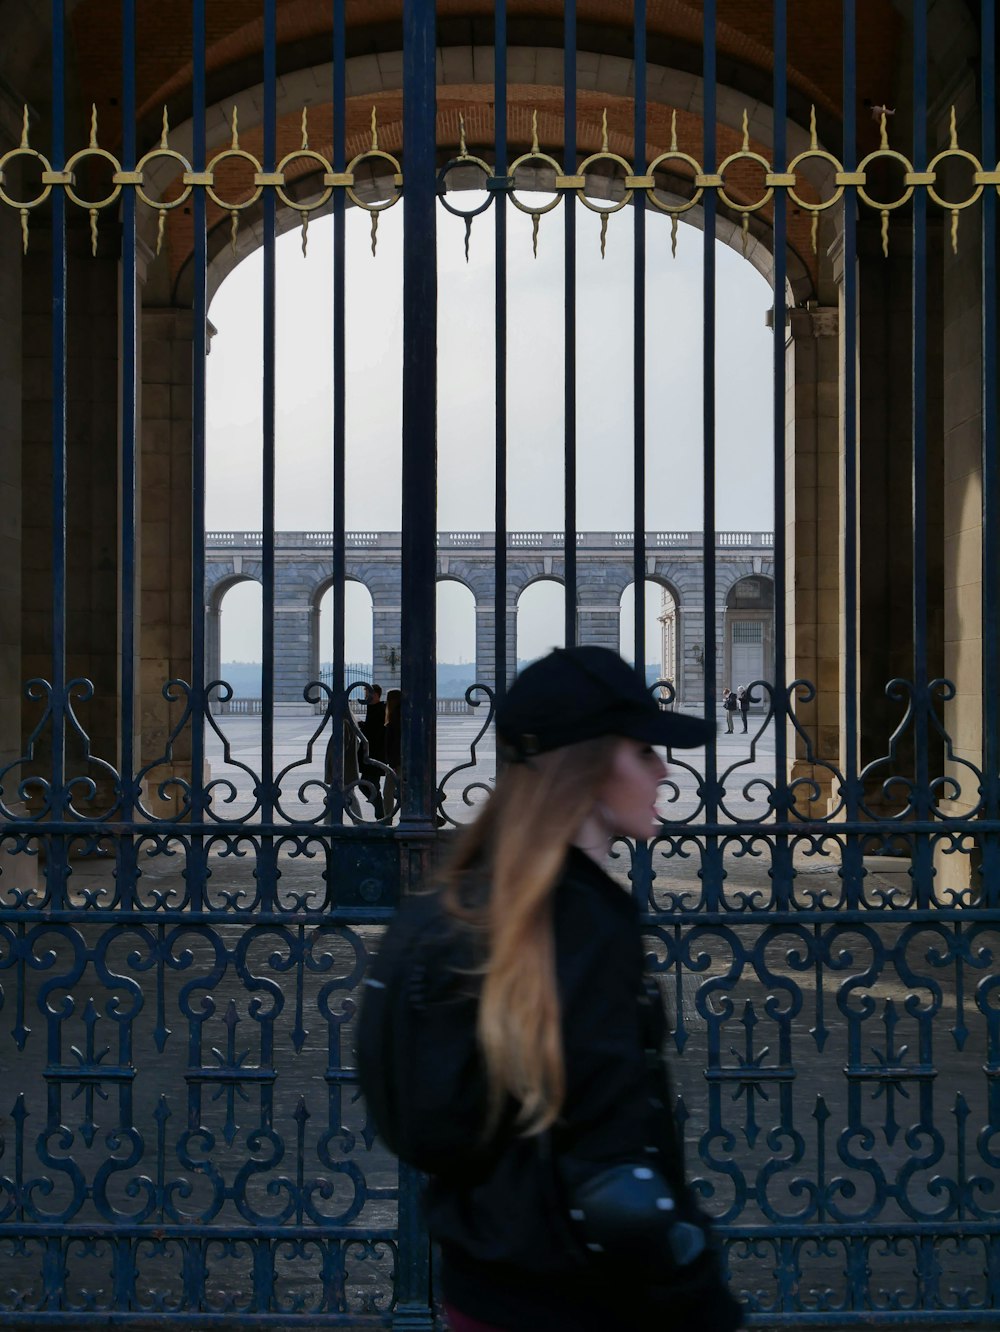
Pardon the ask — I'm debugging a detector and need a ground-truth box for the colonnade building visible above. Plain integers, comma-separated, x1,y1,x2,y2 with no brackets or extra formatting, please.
205,529,775,708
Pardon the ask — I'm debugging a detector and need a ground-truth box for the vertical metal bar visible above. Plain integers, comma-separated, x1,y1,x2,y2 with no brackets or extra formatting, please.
841,0,862,905
981,0,999,906
396,22,438,1320
911,0,932,905
770,0,791,906
563,0,578,646
400,0,437,827
494,0,508,699
49,0,66,814
633,0,647,678
330,0,347,821
120,0,137,818
190,0,208,832
260,0,277,843
701,0,720,877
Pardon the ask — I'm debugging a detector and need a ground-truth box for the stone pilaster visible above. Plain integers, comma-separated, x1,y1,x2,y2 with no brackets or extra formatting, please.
0,90,22,778
139,307,194,814
785,304,841,811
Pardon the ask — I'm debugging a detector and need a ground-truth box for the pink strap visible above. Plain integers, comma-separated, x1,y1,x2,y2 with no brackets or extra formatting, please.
443,1306,510,1332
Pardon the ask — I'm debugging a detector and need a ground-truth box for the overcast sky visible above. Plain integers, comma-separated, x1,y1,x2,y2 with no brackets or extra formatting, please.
207,199,774,665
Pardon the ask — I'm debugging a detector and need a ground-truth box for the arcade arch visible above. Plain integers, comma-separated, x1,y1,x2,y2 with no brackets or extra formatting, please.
436,578,477,691
206,575,262,702
316,579,375,684
619,581,672,680
516,578,566,668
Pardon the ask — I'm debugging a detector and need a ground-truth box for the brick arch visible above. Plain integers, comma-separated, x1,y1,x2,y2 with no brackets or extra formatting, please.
154,66,827,305
49,0,910,164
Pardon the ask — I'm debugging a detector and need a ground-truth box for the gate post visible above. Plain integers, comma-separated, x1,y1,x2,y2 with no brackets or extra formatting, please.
395,0,437,1326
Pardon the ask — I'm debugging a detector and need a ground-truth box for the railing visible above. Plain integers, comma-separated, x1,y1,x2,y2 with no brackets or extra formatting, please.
217,697,262,714
217,696,480,716
206,530,776,551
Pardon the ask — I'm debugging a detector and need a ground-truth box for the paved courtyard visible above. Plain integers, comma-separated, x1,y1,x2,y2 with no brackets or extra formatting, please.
205,709,786,829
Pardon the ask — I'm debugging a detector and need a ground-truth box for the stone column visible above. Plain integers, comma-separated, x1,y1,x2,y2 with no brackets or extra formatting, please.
272,561,320,710
139,307,194,814
785,304,842,811
372,610,402,691
21,226,121,807
474,597,497,691
0,91,22,777
577,571,622,653
936,74,988,892
504,582,519,686
851,215,944,815
676,600,718,712
205,606,222,691
0,88,33,888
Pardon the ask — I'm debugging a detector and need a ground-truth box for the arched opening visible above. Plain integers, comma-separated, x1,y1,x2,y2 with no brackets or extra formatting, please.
436,579,477,702
317,580,375,689
724,574,775,708
517,579,566,668
216,579,262,703
619,581,672,684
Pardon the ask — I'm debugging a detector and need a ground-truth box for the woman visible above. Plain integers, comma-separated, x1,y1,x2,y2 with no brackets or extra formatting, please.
425,646,743,1332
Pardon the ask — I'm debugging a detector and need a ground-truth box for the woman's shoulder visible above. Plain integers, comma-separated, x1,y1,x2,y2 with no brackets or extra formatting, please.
554,850,641,955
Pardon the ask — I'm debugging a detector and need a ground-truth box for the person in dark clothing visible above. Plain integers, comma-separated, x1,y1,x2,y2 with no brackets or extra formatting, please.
736,684,750,733
358,684,386,818
722,686,737,732
382,687,401,816
323,716,361,819
418,647,745,1332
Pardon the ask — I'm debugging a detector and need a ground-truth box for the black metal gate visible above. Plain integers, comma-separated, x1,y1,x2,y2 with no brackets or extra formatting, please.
0,0,997,1325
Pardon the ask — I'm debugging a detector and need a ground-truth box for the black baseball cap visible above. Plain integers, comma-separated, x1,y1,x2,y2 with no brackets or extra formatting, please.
495,645,714,759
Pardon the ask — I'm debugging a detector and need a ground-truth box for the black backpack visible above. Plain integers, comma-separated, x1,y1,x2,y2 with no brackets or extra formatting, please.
356,891,498,1178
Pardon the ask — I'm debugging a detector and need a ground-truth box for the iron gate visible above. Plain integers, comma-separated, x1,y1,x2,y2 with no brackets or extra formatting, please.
0,0,997,1325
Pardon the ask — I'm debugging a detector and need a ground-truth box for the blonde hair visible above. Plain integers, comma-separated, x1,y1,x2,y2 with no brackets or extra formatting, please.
441,736,619,1136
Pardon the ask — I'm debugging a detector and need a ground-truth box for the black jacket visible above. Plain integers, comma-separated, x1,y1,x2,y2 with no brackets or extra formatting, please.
360,700,386,764
428,848,742,1332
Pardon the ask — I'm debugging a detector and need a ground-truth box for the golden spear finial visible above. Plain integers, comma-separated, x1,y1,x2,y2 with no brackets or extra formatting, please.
809,105,818,151
601,107,609,153
370,105,379,151
160,106,170,149
20,104,29,149
301,105,309,151
879,110,889,150
741,108,749,151
949,105,958,151
230,105,239,150
670,108,678,152
89,104,99,148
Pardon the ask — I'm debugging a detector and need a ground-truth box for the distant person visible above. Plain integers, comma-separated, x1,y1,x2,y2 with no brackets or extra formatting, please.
737,684,750,733
359,684,386,819
722,686,737,733
325,715,362,818
383,688,402,815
